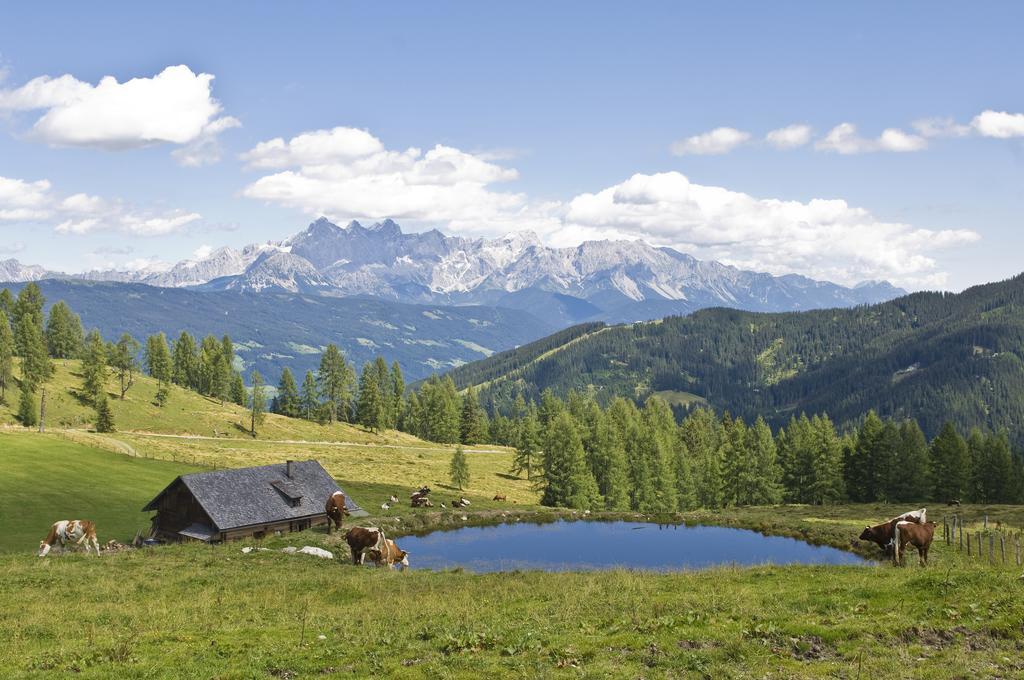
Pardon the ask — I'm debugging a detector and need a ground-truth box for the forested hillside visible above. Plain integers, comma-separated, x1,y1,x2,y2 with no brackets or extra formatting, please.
457,274,1024,445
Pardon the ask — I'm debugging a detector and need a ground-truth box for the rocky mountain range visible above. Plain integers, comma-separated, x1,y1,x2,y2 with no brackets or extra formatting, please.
1,218,905,325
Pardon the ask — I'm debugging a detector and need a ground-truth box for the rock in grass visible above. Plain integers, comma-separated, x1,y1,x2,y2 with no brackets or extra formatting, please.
298,546,334,559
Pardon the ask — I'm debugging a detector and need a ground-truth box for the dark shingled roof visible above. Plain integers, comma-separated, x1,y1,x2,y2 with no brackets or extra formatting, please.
143,460,366,530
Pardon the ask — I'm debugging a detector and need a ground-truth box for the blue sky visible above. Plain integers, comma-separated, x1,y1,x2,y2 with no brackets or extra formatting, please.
1,2,1022,289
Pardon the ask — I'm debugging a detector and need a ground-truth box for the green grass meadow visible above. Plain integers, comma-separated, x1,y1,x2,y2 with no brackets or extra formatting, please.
2,425,1024,677
0,433,200,552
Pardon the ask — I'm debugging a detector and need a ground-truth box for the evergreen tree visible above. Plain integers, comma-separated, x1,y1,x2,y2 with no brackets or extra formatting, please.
390,361,405,429
171,331,199,389
0,310,13,403
299,370,319,420
18,382,37,426
680,408,724,508
80,329,108,404
17,313,51,391
540,410,600,510
371,357,394,428
110,333,140,399
403,391,423,438
249,370,266,436
929,422,970,502
808,414,846,504
275,367,300,417
459,386,489,444
197,335,223,396
891,420,931,502
44,301,83,360
0,288,13,321
356,362,385,432
745,416,783,505
511,407,541,480
590,411,630,510
12,282,45,358
641,396,679,512
230,371,248,408
144,333,173,384
317,344,354,423
420,375,461,443
844,410,886,502
221,335,235,372
210,354,231,405
94,392,115,433
450,444,470,490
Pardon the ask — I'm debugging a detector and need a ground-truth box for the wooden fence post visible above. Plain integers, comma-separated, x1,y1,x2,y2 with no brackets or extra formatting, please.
1016,537,1021,567
944,516,949,544
958,519,963,551
967,532,971,557
1000,534,1005,564
989,533,995,564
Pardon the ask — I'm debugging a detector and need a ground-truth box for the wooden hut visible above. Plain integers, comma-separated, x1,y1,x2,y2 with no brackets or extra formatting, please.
143,460,365,543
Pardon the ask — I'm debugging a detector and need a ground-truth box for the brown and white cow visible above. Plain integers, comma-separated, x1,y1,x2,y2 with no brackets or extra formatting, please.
343,527,388,565
493,494,507,502
858,508,927,562
325,491,351,534
894,521,936,567
366,538,410,569
38,520,100,557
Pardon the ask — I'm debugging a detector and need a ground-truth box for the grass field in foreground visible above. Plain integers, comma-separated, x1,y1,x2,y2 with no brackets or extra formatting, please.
0,433,200,552
2,532,1023,678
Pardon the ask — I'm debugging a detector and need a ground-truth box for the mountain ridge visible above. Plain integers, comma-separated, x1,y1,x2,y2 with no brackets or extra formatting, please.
1,218,904,325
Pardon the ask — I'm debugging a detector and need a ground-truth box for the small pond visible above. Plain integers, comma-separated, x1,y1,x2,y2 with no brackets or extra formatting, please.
396,520,870,572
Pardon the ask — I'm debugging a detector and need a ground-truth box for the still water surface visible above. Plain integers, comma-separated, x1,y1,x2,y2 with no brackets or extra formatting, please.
396,520,870,573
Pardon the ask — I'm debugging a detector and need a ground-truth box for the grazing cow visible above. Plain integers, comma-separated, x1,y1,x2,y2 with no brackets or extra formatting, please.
410,485,431,500
381,503,390,510
366,538,410,569
38,520,100,557
343,527,388,565
389,495,399,503
858,508,928,560
894,521,936,566
946,499,961,507
411,496,433,508
325,491,351,534
493,494,507,502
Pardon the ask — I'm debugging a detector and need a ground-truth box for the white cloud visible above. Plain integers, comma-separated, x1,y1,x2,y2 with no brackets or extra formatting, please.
765,124,812,149
244,126,977,288
0,65,238,163
241,127,384,168
816,123,927,154
242,127,525,231
912,117,972,139
0,173,201,236
670,127,751,156
559,171,977,288
191,244,213,260
971,110,1024,138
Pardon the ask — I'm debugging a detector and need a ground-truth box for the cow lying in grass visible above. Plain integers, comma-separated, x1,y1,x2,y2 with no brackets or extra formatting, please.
894,520,936,567
38,520,100,557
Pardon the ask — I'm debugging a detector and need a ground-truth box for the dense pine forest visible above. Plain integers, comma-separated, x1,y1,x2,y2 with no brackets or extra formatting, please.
447,273,1024,447
4,281,1022,512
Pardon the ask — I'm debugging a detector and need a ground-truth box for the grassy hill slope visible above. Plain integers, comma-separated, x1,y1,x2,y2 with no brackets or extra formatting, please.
0,363,539,542
0,433,199,552
459,273,1024,444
